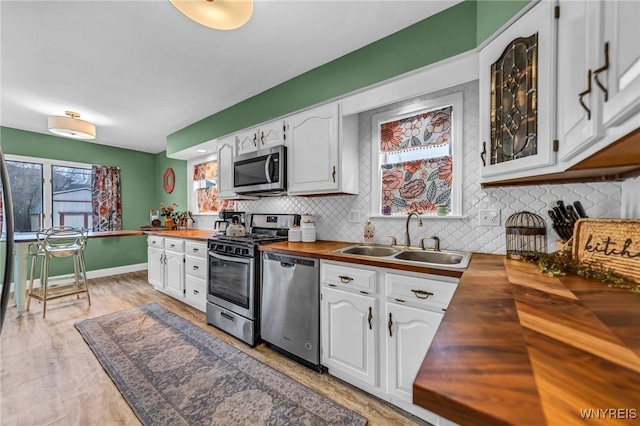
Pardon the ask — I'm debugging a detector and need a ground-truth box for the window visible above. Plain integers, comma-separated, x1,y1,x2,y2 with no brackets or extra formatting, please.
6,155,92,232
371,93,463,217
187,154,234,214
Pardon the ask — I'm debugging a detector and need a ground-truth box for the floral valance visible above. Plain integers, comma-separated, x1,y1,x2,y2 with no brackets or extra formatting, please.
380,106,452,152
381,155,452,215
193,161,217,181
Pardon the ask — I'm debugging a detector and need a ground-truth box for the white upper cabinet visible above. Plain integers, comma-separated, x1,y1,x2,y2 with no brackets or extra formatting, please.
236,120,286,156
286,102,358,195
216,135,237,199
479,0,557,180
557,0,605,162
558,0,640,163
601,0,640,128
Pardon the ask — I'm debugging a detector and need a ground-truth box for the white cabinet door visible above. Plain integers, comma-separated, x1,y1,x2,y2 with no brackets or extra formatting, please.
258,121,286,150
287,103,340,194
557,0,605,162
479,0,557,179
184,275,207,312
386,302,443,404
164,250,185,299
236,121,285,155
147,247,164,289
217,135,237,199
236,129,258,156
601,0,640,127
321,286,377,386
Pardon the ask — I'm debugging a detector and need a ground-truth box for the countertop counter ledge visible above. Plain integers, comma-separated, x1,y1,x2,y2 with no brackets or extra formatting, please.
255,240,640,426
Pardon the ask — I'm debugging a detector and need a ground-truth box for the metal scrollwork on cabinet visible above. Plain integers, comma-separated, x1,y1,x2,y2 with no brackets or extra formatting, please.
490,33,539,165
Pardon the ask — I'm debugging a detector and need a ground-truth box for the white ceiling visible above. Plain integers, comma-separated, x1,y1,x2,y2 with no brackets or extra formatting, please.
1,0,460,154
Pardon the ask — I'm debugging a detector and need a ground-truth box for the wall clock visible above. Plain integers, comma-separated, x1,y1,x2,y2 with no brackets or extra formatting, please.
163,167,175,193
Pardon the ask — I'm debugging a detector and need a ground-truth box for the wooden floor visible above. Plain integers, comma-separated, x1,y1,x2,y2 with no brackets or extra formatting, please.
0,271,426,426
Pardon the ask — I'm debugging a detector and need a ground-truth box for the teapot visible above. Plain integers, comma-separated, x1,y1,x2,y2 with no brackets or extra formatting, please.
225,215,246,237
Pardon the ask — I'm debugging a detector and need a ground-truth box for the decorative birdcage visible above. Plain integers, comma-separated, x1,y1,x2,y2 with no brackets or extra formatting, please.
505,211,547,260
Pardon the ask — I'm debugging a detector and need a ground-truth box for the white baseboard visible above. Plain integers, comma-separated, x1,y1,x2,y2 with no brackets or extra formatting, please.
12,263,148,291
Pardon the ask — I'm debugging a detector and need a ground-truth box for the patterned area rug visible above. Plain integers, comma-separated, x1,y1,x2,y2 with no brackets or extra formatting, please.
76,302,367,426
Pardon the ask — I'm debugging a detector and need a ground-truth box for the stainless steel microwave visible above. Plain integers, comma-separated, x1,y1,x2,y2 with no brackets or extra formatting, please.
233,145,286,195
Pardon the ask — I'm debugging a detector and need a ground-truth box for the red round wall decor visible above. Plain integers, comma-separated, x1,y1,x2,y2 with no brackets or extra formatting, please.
163,167,175,193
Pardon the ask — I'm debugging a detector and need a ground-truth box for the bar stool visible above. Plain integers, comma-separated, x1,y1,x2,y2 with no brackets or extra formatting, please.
26,227,90,318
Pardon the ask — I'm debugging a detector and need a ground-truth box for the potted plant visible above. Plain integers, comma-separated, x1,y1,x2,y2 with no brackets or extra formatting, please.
160,203,178,228
172,211,195,230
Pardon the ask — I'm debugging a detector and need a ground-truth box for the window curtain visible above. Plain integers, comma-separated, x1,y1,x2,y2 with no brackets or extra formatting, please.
381,155,452,215
380,106,452,152
92,165,121,231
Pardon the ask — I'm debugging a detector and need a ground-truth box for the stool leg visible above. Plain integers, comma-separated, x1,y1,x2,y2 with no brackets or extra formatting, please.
80,251,91,307
42,255,49,319
73,254,80,299
26,255,38,311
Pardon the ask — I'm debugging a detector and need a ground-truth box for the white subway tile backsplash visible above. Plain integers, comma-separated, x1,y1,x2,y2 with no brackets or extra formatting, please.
194,81,623,254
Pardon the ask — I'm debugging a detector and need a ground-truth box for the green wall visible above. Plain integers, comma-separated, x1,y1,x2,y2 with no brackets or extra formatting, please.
167,1,479,155
476,0,531,45
154,151,187,216
0,126,156,276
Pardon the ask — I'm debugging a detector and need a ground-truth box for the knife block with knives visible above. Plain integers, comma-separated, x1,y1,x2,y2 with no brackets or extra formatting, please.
548,200,588,243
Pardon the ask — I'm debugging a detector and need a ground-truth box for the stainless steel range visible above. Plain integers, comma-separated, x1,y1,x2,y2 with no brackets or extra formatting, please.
206,213,299,346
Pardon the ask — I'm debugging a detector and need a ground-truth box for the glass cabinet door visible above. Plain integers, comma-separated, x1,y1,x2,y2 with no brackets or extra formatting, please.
479,1,557,180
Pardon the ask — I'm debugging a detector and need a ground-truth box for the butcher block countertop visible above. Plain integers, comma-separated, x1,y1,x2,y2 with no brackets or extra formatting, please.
258,242,640,426
142,229,215,242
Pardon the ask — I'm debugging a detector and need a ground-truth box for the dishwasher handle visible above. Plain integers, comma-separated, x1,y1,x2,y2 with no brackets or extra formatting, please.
264,252,318,268
280,262,295,268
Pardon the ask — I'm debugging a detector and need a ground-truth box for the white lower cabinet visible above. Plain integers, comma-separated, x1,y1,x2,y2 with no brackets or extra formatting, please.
147,237,207,312
321,286,377,386
320,260,459,424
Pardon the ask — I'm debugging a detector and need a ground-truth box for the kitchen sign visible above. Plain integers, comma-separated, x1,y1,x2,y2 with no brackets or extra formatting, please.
573,219,640,283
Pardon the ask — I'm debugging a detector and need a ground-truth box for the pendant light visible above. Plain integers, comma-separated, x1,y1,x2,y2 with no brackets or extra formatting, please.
169,0,253,31
48,111,96,140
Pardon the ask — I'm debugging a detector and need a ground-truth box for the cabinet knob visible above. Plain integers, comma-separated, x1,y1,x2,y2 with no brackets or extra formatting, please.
193,265,199,270
193,289,199,295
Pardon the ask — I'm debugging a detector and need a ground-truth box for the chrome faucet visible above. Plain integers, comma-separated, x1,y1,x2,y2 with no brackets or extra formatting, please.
404,211,423,248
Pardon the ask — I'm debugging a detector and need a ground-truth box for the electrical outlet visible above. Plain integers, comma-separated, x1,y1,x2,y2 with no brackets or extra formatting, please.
479,209,501,226
348,210,361,223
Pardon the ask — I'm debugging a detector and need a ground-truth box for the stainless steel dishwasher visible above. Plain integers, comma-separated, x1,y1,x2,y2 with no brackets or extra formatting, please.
261,252,321,371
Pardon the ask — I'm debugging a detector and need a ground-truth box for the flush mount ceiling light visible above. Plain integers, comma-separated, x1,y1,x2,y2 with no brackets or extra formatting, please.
169,0,253,30
48,111,96,140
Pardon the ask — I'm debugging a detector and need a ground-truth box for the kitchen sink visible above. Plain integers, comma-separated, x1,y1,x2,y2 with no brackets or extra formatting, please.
335,245,471,269
394,250,464,265
339,245,401,257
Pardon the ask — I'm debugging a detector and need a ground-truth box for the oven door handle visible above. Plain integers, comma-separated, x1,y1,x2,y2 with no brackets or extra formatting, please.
264,154,273,183
209,251,252,264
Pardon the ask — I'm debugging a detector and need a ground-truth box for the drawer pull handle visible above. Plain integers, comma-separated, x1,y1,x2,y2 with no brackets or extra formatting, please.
578,69,593,120
193,290,199,295
395,298,405,303
221,312,235,321
192,248,199,252
170,244,175,248
388,313,393,337
338,275,353,284
328,283,336,288
192,265,199,270
411,289,434,299
480,141,487,167
368,306,373,330
152,241,156,244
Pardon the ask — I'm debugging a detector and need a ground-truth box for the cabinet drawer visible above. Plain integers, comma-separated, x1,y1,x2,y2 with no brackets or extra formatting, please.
185,276,206,311
164,238,185,252
185,241,207,258
386,273,457,312
185,256,207,279
147,236,164,248
321,262,376,294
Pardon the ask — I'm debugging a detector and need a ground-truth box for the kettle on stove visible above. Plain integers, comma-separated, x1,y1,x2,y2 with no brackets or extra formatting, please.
225,215,246,237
